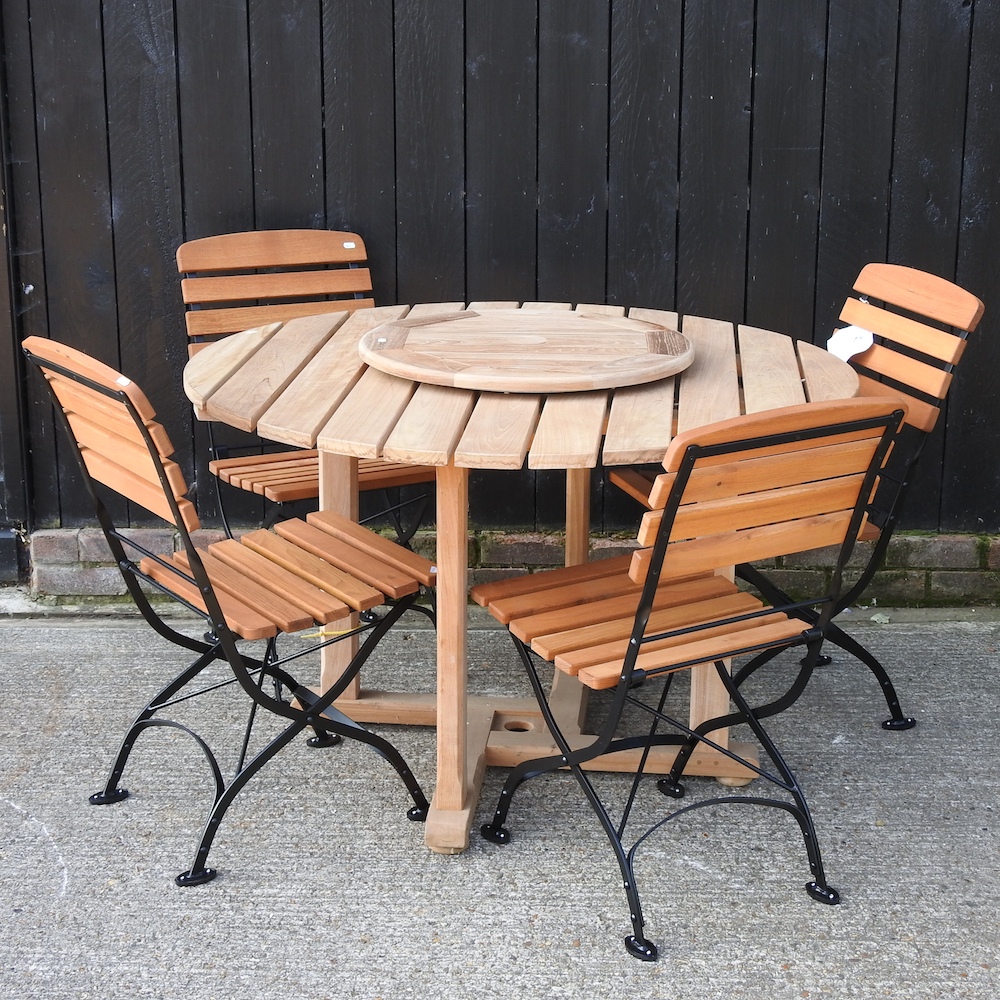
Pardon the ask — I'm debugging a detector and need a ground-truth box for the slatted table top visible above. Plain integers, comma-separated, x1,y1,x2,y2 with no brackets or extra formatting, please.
183,301,859,471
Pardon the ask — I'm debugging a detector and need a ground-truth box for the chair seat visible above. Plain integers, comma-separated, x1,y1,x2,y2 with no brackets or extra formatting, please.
209,450,437,504
140,511,434,641
472,561,805,691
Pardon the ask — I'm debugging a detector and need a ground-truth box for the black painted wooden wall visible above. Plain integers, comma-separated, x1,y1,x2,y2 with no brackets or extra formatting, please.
2,0,999,539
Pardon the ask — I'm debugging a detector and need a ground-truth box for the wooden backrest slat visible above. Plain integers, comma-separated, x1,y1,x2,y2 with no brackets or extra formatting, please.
638,474,868,548
854,374,940,433
839,296,967,365
183,299,375,339
853,262,984,332
630,510,857,584
180,267,372,305
176,229,368,272
851,342,952,400
648,437,882,509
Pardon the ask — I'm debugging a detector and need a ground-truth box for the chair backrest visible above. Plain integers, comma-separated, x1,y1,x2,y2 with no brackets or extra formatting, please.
22,336,200,533
176,229,374,353
631,399,905,591
841,263,984,434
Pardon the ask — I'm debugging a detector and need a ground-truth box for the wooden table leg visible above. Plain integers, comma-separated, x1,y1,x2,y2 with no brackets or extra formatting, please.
319,451,360,697
424,462,481,853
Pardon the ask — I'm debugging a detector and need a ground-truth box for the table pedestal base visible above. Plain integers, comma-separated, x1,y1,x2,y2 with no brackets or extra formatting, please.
332,689,758,854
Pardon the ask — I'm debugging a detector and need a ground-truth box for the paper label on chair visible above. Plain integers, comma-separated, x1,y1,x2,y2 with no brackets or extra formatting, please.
115,376,131,386
827,325,874,361
343,241,357,249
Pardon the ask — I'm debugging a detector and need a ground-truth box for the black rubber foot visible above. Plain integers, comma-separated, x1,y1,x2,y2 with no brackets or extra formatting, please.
407,804,429,822
806,881,840,905
480,823,511,845
881,716,916,731
175,867,218,887
625,935,658,961
800,652,833,667
306,732,343,748
657,777,685,799
89,788,129,805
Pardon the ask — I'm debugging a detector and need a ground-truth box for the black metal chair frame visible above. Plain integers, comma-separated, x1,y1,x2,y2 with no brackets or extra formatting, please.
480,405,903,961
25,345,430,886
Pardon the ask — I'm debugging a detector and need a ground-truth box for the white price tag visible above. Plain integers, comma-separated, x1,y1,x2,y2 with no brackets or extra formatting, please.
827,325,874,361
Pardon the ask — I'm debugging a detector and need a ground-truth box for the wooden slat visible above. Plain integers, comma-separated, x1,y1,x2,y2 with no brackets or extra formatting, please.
307,509,437,587
676,316,740,432
853,262,984,332
201,314,344,432
182,322,281,402
180,267,372,304
738,325,807,412
528,390,608,469
356,461,436,490
797,339,861,402
184,300,374,338
607,467,656,506
507,575,731,646
647,437,882,509
545,591,766,666
454,391,541,470
240,528,384,612
629,511,855,584
382,383,476,466
470,554,635,607
578,618,806,690
177,229,368,272
852,342,953,400
638,476,866,547
257,305,410,447
855,374,938,433
273,518,419,600
80,448,200,532
209,538,351,623
318,367,419,458
603,377,676,465
138,553,277,641
173,548,313,633
840,296,968,365
488,571,643,626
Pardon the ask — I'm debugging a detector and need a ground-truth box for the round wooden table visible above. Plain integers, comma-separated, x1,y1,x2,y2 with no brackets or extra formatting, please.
184,300,859,853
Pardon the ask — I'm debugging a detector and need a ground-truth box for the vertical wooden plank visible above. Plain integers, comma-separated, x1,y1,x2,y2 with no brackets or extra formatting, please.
607,0,681,311
948,3,1000,532
176,0,253,237
815,1,898,343
31,0,121,524
745,1,825,339
889,0,973,529
176,0,256,526
394,0,466,303
2,0,58,527
104,0,189,525
676,0,754,321
323,0,397,302
465,0,538,301
537,2,610,302
249,0,324,230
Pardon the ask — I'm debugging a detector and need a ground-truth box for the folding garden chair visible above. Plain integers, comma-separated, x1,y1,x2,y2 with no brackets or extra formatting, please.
471,398,905,960
23,335,433,885
176,228,435,541
611,263,984,729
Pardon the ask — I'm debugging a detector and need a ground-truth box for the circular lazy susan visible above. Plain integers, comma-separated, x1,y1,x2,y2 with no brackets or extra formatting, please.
358,309,693,393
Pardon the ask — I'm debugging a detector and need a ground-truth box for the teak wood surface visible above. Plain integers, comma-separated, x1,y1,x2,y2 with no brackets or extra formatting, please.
184,301,860,853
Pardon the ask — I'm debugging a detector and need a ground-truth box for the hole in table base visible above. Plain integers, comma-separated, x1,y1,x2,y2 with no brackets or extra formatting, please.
502,719,535,733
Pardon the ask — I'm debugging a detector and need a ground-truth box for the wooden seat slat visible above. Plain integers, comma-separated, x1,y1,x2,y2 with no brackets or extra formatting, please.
208,538,351,623
273,518,419,600
139,553,278,641
240,528,384,612
469,554,635,606
307,510,437,588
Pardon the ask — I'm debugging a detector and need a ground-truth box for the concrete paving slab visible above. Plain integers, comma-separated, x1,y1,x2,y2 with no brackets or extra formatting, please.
1,600,998,998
